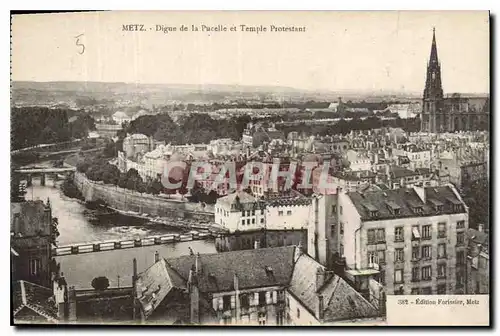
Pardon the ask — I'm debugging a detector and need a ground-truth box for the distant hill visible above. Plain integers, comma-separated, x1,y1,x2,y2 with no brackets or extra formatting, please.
15,80,486,106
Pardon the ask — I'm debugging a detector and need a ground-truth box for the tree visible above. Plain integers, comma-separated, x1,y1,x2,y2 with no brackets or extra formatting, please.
91,276,110,291
118,173,128,188
205,190,219,204
178,185,188,199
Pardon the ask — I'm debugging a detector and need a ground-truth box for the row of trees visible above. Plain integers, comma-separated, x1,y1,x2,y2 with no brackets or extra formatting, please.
11,107,96,150
126,113,251,145
277,116,421,137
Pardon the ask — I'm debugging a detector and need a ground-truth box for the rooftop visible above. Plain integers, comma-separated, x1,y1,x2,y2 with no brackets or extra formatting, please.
347,186,466,221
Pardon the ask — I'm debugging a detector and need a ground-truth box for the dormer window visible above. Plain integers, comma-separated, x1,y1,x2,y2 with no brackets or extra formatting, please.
413,206,423,214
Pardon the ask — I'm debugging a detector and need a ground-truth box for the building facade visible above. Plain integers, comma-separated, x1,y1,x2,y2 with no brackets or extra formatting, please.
337,185,469,295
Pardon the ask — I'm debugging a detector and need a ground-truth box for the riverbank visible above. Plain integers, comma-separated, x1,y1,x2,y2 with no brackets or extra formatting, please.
73,171,215,222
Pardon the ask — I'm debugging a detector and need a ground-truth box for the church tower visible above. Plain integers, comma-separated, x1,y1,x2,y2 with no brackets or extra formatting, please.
421,28,445,133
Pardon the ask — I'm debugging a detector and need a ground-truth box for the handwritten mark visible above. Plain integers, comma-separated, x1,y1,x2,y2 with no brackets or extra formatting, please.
75,34,85,55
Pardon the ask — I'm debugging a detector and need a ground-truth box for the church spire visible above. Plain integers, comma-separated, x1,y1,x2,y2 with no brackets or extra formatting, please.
429,27,439,65
423,27,443,100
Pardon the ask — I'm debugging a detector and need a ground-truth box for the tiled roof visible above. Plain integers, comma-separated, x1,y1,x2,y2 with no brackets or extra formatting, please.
13,281,58,323
322,278,379,322
288,253,325,315
288,253,378,322
165,246,296,293
136,259,180,318
389,166,419,178
347,186,466,221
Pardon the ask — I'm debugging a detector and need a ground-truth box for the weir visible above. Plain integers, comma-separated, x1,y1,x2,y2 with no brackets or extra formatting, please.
53,231,214,256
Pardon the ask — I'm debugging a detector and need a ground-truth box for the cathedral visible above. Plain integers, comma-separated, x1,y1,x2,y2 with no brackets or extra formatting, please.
420,29,490,133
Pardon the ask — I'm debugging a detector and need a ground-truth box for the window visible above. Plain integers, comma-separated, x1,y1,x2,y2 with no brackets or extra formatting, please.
29,258,40,276
252,218,255,224
412,246,420,260
278,211,284,216
252,210,255,216
438,244,446,259
437,284,446,294
457,251,466,265
258,292,266,306
340,222,344,235
422,245,431,259
297,308,300,318
367,229,376,244
368,252,377,267
240,294,250,309
394,286,404,295
395,248,405,262
394,269,403,284
241,211,245,217
395,227,404,242
339,206,343,215
412,267,420,282
457,232,465,246
437,263,446,279
412,226,421,240
411,288,420,295
223,295,231,310
332,205,337,214
260,218,264,223
421,266,432,280
457,220,465,229
421,287,432,294
376,229,386,243
258,312,266,325
378,270,386,285
241,219,245,225
438,222,447,238
286,210,292,216
261,209,264,215
456,271,465,287
378,250,386,264
422,225,432,240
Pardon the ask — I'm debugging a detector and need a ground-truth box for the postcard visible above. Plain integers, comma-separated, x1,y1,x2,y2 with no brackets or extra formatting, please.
10,10,490,326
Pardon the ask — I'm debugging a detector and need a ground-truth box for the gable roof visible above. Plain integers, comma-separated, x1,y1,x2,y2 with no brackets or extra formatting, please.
288,253,378,322
13,281,58,323
322,277,379,322
165,246,296,293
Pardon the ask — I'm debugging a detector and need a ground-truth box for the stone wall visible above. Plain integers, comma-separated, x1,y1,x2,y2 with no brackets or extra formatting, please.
74,172,214,221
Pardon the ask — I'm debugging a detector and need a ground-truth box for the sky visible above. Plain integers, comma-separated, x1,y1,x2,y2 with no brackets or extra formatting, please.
11,11,490,93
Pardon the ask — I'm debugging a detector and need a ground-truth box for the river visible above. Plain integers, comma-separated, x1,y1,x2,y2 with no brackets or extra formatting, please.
24,165,217,289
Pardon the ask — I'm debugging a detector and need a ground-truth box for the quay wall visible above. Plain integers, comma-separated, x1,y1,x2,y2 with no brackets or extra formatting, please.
74,172,214,222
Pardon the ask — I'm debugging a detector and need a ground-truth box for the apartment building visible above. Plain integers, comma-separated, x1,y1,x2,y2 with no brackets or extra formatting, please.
336,185,469,295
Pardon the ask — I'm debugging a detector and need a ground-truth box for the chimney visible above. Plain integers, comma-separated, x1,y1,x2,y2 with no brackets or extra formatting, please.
478,224,484,232
154,251,160,263
68,286,77,322
195,253,201,274
316,267,326,292
189,267,200,325
53,276,68,321
234,273,240,323
316,294,325,322
294,241,303,262
132,258,138,321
